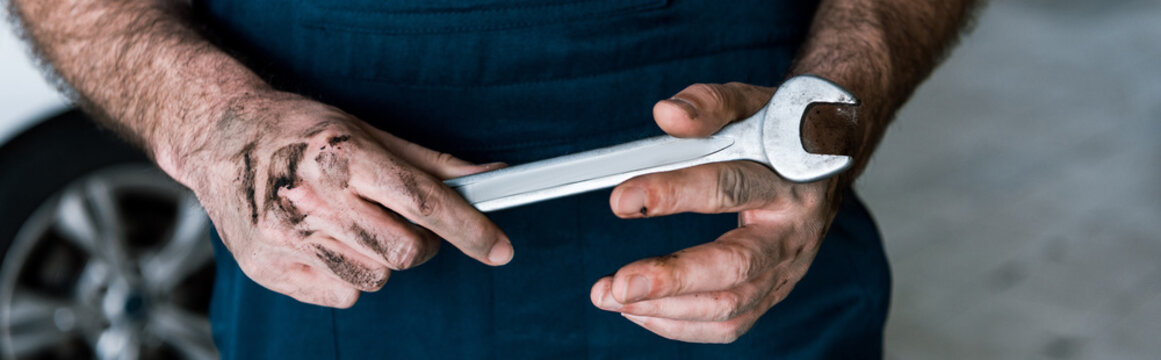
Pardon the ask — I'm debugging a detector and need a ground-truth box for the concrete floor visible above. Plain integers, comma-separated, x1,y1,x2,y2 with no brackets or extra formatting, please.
856,0,1161,358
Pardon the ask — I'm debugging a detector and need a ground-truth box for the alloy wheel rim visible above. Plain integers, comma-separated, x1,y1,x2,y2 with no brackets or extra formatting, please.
0,165,217,360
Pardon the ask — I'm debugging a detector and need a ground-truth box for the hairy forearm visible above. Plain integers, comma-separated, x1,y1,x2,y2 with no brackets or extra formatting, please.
790,0,981,185
7,0,270,182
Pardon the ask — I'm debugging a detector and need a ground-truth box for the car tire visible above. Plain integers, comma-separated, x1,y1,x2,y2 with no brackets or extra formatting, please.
0,109,217,360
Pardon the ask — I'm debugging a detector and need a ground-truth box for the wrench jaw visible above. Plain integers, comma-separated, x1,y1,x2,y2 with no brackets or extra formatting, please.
762,74,860,183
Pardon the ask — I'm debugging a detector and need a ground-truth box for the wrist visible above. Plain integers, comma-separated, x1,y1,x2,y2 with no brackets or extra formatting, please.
150,79,280,190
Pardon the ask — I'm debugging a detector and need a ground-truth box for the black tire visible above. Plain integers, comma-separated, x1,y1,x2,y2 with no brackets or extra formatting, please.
0,109,148,251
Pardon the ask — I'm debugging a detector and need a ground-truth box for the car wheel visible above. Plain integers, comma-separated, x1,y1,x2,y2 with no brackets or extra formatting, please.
0,110,217,360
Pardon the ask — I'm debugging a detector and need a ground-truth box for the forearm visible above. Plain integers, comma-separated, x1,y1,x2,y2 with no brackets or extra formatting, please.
789,0,981,186
7,0,270,183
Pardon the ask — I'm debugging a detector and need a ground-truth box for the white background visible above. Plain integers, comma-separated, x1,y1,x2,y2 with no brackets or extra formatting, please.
0,10,67,145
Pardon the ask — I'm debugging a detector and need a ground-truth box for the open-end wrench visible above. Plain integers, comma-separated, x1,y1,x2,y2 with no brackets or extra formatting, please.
444,74,859,212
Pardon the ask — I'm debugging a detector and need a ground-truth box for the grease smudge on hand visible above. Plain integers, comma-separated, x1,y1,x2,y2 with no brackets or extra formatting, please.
352,224,391,262
315,135,352,189
312,244,388,291
239,142,259,224
264,142,308,225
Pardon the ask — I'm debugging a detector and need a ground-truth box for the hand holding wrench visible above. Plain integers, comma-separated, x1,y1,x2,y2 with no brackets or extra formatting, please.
445,74,859,212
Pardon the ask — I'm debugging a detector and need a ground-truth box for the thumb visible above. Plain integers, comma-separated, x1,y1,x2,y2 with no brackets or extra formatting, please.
653,82,774,138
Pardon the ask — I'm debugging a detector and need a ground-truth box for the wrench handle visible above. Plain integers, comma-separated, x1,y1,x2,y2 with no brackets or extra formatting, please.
444,135,735,212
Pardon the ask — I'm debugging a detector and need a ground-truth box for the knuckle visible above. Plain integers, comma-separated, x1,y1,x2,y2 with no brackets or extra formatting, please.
717,242,760,283
687,83,725,105
722,82,759,116
363,268,391,291
384,237,425,270
653,178,681,214
709,307,733,323
340,265,390,293
311,243,391,291
434,151,457,165
400,175,441,218
416,186,441,217
711,292,745,321
355,223,431,270
716,165,750,207
647,254,684,295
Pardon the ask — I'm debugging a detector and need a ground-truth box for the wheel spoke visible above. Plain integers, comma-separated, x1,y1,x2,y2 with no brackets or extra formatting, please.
147,304,217,360
95,325,140,360
54,185,101,257
142,194,211,292
7,166,219,360
84,177,133,273
5,290,84,357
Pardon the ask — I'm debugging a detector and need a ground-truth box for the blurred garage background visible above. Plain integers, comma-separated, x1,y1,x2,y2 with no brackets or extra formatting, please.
859,0,1161,358
2,0,1159,359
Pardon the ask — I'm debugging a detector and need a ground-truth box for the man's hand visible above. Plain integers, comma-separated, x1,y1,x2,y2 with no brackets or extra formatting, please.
9,0,517,308
587,0,981,341
589,83,841,343
192,93,513,308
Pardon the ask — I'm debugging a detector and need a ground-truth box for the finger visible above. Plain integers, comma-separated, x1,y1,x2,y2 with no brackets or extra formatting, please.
653,82,774,138
348,153,514,266
293,189,442,271
607,270,779,322
362,125,506,179
621,312,759,344
610,161,780,218
272,264,363,308
609,226,781,303
599,267,780,320
305,236,392,292
590,276,623,311
238,245,362,308
343,206,443,271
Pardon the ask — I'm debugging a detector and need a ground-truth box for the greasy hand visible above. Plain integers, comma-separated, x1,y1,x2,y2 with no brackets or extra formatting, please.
590,83,843,343
182,92,513,308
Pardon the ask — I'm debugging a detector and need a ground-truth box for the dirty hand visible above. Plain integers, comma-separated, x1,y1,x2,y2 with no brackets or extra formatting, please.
589,82,843,343
187,93,512,308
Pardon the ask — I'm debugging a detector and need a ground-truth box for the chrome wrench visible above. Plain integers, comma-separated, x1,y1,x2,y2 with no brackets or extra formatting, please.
444,74,859,212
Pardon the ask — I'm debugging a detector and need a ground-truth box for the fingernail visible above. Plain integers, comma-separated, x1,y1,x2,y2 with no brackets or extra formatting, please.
616,187,646,217
667,97,699,120
480,162,507,170
488,240,514,265
622,275,651,303
599,291,623,310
